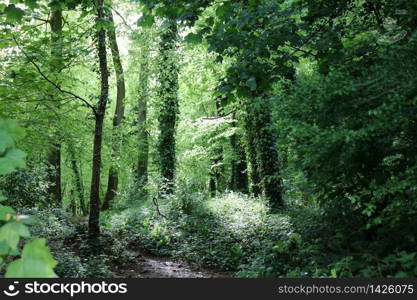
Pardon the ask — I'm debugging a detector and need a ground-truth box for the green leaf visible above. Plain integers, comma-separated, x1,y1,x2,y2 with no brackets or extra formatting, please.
5,149,26,169
0,119,25,141
96,19,111,31
245,77,257,91
137,14,154,28
0,223,20,249
4,4,25,23
0,241,10,255
216,4,230,18
21,238,57,268
5,258,57,278
0,191,6,202
184,33,202,44
0,222,30,249
0,157,15,176
0,205,15,221
25,0,39,9
5,238,58,278
0,130,14,154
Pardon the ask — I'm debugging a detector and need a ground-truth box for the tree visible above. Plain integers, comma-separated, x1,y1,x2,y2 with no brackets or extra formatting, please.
88,0,109,238
229,115,248,194
156,21,179,195
136,29,151,199
46,8,63,204
102,10,126,210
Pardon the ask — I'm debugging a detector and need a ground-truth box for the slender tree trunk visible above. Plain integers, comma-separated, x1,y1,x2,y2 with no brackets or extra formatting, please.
47,9,63,204
157,21,179,195
208,97,225,195
136,31,150,200
69,147,86,215
209,145,224,196
102,10,125,210
88,0,109,238
244,109,262,196
47,144,61,203
209,174,216,197
229,119,249,193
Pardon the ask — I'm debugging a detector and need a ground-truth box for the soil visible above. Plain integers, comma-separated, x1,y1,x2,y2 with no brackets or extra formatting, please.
112,250,232,278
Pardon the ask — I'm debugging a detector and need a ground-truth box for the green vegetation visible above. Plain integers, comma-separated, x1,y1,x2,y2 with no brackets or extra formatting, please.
0,0,417,278
0,119,57,277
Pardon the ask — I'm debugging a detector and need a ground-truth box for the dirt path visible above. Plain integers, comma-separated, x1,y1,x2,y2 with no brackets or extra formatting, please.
113,250,231,278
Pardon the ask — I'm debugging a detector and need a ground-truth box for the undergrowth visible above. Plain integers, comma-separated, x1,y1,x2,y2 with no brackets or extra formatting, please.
20,191,417,278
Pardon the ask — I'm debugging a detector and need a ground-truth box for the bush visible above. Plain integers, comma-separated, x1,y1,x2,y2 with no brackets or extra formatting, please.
0,163,52,208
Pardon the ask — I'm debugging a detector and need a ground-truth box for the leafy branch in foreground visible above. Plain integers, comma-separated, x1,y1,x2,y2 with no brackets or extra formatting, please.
0,119,57,278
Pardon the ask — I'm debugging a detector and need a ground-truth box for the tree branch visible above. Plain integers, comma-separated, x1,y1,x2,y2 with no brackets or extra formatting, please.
12,35,97,114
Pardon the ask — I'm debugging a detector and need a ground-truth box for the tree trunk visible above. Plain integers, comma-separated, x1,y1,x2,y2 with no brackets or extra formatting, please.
136,31,150,200
47,143,61,203
157,21,179,196
252,97,283,208
88,0,109,238
69,147,86,215
229,121,249,193
208,97,226,195
137,96,148,197
102,10,125,210
46,9,63,204
244,110,262,196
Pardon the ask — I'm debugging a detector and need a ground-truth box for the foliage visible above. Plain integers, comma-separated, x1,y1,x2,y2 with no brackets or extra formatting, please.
0,163,52,208
2,0,417,279
0,119,57,278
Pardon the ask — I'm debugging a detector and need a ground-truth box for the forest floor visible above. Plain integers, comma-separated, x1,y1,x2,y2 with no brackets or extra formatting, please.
111,249,231,278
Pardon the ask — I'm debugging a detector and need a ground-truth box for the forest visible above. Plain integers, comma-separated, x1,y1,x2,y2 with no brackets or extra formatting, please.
0,0,416,278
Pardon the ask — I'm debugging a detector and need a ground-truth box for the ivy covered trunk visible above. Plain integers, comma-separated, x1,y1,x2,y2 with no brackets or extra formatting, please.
46,9,63,204
69,146,86,215
103,10,125,210
156,21,179,195
252,97,283,208
244,108,262,197
88,0,109,238
136,31,151,200
229,127,248,194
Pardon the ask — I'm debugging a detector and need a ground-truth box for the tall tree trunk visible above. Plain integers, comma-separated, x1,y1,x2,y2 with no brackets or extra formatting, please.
88,0,109,238
244,109,262,196
229,118,249,194
252,97,283,208
69,146,86,215
136,37,150,199
102,10,125,210
47,9,63,204
157,21,179,196
209,145,224,196
208,97,225,195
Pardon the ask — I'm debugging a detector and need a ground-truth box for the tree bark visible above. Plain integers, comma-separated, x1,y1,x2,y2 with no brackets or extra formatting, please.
69,147,86,215
136,43,149,199
252,97,283,208
102,10,125,210
88,0,109,238
244,110,262,196
46,9,63,204
229,119,249,194
208,97,226,195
